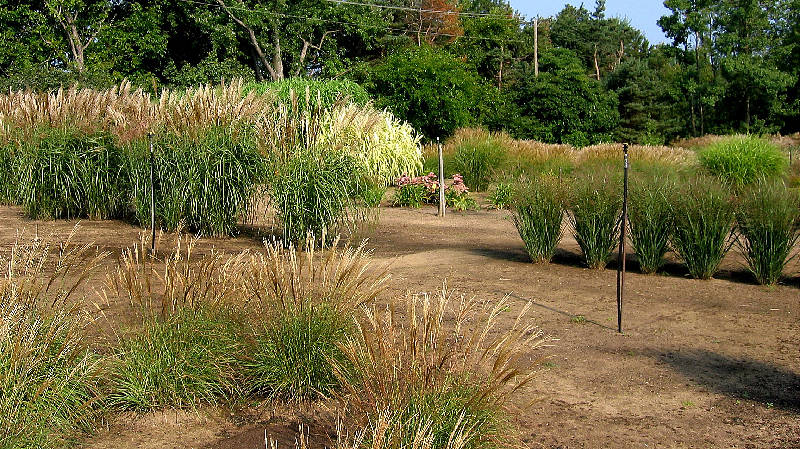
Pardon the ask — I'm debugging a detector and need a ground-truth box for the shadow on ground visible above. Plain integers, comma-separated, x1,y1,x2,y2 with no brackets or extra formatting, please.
651,349,800,412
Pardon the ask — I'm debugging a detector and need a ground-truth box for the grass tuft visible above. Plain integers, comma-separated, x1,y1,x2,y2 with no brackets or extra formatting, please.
567,171,622,269
512,178,565,263
628,174,675,274
698,135,787,186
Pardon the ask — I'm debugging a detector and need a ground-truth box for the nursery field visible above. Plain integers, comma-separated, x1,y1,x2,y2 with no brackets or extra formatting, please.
1,204,798,449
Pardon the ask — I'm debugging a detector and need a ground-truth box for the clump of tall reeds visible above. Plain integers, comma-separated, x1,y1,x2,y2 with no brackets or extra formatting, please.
567,171,622,269
698,135,787,186
335,286,543,449
628,174,675,274
670,177,735,279
512,178,565,263
735,179,800,285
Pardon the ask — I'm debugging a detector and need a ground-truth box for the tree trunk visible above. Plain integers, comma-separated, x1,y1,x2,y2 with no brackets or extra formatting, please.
216,0,281,80
593,44,600,80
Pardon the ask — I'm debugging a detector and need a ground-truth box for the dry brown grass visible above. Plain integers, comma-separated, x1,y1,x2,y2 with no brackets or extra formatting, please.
674,133,800,150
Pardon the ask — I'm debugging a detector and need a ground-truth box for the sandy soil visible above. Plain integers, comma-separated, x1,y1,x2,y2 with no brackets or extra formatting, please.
1,204,798,449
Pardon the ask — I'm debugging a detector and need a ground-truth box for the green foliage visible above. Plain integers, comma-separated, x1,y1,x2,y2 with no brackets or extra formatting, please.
269,149,364,244
0,308,102,449
512,179,565,263
445,189,478,211
107,307,244,411
358,184,386,208
507,47,619,145
244,304,350,400
698,135,787,186
392,184,427,208
14,130,127,220
452,138,506,192
366,46,485,138
670,178,735,279
127,129,265,237
628,174,675,274
735,180,800,285
0,144,17,205
488,183,514,209
568,172,622,269
246,78,370,110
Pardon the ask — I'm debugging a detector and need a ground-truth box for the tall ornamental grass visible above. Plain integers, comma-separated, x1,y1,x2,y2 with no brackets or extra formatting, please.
335,288,543,449
451,134,507,191
240,238,387,400
14,131,127,220
0,232,107,449
670,177,735,279
512,178,565,263
698,135,787,186
0,144,15,204
628,175,675,274
735,180,800,285
567,172,622,269
126,128,265,237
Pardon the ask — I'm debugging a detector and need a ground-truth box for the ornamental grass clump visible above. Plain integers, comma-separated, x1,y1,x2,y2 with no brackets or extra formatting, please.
567,172,622,269
14,130,127,220
670,177,735,279
512,178,565,263
0,231,107,449
106,234,248,411
335,287,543,449
628,174,675,274
735,179,800,285
698,135,787,186
239,237,387,400
452,136,507,192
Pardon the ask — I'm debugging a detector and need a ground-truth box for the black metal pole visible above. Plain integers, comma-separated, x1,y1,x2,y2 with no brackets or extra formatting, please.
616,143,629,334
149,134,156,255
438,137,445,217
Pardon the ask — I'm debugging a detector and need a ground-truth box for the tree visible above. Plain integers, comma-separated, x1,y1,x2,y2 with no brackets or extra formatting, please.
365,45,485,138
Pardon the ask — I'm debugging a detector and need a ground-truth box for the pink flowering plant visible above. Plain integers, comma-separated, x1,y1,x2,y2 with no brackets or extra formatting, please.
393,172,477,210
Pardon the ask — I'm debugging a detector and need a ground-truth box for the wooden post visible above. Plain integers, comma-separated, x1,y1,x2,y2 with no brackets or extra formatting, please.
438,137,445,217
616,143,629,334
533,17,539,78
149,134,156,255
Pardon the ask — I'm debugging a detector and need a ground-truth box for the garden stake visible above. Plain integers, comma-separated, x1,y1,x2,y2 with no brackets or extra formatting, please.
149,134,156,255
616,143,629,334
438,137,445,217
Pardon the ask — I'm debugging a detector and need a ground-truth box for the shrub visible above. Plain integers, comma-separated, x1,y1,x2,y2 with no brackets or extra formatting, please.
452,138,506,192
698,135,787,186
0,233,106,448
628,175,675,274
488,183,514,209
445,175,478,211
241,239,386,400
336,290,541,449
670,177,735,279
14,130,127,220
512,179,565,263
735,180,800,285
567,172,622,269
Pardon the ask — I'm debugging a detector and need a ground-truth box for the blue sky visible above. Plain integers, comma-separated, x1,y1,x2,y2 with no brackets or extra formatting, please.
508,0,670,44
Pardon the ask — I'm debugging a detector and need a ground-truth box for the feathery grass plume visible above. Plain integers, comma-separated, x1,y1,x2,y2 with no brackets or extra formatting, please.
239,236,388,400
0,229,108,448
628,173,675,274
512,177,565,263
577,143,696,167
698,135,787,186
106,233,249,411
670,177,735,279
335,286,543,449
735,179,800,285
567,169,622,269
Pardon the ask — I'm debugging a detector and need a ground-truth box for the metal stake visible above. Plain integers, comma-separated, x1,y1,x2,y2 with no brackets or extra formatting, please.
149,134,156,255
438,137,445,217
616,143,629,334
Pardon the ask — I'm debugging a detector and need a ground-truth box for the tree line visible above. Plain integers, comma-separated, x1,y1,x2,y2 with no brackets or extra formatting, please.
1,0,797,144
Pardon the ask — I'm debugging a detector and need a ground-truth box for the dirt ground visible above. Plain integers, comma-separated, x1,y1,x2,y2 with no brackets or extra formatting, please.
1,204,798,449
